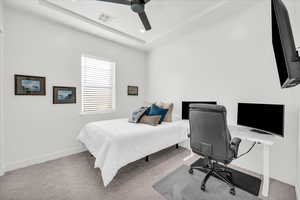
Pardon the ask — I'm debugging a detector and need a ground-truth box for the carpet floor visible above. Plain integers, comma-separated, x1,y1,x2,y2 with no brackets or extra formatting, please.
0,147,296,200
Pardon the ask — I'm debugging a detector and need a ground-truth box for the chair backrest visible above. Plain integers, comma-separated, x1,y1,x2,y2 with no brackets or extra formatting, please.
189,104,233,163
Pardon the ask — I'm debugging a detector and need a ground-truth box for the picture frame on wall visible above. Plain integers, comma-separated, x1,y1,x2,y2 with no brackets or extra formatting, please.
15,74,46,95
53,86,76,104
128,86,138,96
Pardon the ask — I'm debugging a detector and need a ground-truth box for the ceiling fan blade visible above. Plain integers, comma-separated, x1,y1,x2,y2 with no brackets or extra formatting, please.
138,11,151,31
96,0,131,5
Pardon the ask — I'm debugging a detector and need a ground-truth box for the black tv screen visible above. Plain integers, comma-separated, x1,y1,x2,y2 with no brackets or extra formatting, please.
182,101,217,120
272,0,300,88
237,103,284,137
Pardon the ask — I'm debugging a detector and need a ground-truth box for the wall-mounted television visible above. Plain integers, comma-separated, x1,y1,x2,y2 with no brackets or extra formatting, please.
272,0,300,88
182,101,217,120
237,103,284,137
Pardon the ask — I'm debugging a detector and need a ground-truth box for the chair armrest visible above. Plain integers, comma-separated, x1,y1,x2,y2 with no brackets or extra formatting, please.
230,137,241,158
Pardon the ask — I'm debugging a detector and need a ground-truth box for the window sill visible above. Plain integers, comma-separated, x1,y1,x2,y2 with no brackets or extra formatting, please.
80,109,116,116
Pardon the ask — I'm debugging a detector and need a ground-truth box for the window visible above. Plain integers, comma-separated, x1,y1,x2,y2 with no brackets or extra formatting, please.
81,55,115,114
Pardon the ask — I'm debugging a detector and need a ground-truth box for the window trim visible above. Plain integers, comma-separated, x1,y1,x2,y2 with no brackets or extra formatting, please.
80,109,116,116
81,54,116,115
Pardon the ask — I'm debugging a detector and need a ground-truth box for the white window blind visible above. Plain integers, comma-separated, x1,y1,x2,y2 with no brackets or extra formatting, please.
81,55,115,114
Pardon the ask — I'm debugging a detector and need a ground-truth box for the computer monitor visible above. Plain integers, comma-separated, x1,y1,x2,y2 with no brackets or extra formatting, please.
182,101,217,120
237,103,284,137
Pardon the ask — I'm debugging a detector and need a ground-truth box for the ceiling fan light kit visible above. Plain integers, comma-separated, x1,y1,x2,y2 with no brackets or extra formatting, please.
131,2,144,13
96,0,152,31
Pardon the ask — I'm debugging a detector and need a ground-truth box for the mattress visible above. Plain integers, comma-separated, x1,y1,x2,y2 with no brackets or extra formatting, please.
77,118,189,186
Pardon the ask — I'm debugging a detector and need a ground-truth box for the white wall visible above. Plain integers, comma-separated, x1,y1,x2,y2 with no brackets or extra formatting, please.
290,1,300,197
297,109,300,198
0,0,4,175
0,0,3,32
3,7,147,171
147,1,298,186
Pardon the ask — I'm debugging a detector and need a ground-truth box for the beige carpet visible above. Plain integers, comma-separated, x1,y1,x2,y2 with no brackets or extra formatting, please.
0,147,296,200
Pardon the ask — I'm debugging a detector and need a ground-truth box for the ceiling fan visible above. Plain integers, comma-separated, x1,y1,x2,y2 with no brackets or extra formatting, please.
96,0,152,31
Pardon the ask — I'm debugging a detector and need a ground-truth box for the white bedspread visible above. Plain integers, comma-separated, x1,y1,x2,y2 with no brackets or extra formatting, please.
77,118,189,186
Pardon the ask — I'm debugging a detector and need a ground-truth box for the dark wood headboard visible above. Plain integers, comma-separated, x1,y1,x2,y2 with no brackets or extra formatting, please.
182,101,217,120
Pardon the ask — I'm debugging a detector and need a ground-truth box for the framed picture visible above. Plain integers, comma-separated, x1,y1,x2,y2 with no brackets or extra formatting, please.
15,75,46,95
128,86,138,96
53,86,76,104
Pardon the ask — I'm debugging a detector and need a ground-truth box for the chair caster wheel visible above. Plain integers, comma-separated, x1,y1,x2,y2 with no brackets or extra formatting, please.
201,185,206,191
189,168,193,174
230,188,236,196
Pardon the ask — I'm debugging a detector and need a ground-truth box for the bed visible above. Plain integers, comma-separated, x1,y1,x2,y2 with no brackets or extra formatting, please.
77,118,189,186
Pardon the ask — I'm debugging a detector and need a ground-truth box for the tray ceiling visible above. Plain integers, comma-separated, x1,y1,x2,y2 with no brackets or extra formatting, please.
5,0,263,50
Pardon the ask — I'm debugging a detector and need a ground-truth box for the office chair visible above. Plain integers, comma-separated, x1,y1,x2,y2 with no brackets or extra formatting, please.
188,104,241,195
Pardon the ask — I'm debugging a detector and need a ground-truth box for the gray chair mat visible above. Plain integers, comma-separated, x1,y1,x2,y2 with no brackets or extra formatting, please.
153,165,261,200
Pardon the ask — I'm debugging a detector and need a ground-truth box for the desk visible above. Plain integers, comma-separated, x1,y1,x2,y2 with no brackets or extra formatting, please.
182,122,275,197
229,125,275,197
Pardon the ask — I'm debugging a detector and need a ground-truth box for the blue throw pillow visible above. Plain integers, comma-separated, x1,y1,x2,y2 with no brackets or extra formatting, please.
148,104,169,124
144,106,151,115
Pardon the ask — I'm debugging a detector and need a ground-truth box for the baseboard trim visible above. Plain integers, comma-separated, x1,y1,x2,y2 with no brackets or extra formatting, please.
0,167,4,176
4,146,86,172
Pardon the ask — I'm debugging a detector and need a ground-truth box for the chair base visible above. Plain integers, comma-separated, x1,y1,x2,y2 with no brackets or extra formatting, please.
189,159,236,196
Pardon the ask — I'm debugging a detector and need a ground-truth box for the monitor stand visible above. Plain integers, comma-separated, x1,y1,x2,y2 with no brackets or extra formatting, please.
250,129,272,135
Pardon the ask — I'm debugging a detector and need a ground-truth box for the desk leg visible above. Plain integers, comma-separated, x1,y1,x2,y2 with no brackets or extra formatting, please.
262,144,270,197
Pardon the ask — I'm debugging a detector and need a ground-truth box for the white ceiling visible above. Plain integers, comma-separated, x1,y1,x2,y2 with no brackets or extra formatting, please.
4,0,263,50
47,0,225,42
